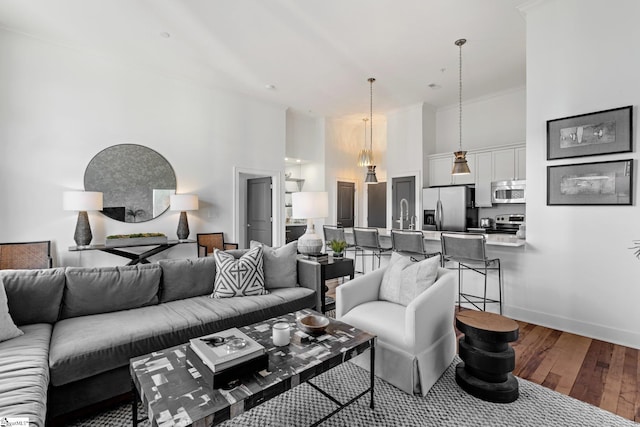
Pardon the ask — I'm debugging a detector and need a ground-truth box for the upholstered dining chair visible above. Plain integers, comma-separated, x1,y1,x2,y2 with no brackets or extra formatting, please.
352,227,392,273
197,233,238,257
0,241,53,270
391,230,441,262
336,256,456,396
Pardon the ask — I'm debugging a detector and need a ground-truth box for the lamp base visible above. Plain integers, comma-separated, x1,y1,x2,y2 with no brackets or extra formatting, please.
177,211,190,240
297,221,323,255
74,211,93,247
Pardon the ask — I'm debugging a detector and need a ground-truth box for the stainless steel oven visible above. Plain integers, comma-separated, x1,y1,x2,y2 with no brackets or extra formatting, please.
491,180,526,204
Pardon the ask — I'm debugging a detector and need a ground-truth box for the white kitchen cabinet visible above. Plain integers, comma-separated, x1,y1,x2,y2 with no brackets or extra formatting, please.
427,143,525,191
516,146,526,180
492,149,516,181
429,156,454,186
474,151,493,207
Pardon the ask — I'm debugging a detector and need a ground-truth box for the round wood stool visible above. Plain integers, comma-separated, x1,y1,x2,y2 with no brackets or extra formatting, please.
455,310,519,403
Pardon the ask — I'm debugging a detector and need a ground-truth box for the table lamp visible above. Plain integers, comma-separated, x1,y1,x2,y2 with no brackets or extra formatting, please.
63,191,103,247
170,194,199,241
292,191,328,255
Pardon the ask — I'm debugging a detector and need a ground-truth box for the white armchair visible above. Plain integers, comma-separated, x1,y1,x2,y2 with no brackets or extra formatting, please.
336,265,456,396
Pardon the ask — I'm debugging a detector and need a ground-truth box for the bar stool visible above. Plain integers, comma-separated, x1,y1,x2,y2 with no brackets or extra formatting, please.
353,227,392,273
322,225,361,262
390,230,441,262
440,232,503,314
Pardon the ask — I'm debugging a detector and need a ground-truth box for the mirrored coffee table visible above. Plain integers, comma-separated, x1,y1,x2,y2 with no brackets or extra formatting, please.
130,310,376,426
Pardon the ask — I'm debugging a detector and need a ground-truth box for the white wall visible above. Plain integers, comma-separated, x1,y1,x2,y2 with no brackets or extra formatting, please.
436,87,526,153
324,116,387,227
0,29,286,266
520,0,640,348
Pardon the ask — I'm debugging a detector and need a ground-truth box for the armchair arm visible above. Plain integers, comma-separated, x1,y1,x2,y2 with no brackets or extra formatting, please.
405,268,456,352
336,267,386,319
296,258,322,311
224,242,239,250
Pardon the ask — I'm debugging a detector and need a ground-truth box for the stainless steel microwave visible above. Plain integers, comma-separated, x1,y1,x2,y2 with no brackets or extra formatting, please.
491,180,526,204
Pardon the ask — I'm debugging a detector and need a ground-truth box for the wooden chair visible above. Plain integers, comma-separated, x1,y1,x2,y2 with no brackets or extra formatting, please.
0,241,53,270
197,233,239,257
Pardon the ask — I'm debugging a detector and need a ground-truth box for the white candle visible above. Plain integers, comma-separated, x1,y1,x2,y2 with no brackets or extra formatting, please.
272,322,290,346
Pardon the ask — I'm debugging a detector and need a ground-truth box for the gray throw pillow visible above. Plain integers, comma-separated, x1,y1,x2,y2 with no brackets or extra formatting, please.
379,252,441,306
250,240,298,289
211,246,267,298
158,257,217,303
0,279,23,343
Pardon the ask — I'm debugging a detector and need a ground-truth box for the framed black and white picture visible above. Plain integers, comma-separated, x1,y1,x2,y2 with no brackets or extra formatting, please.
546,105,632,160
547,159,633,206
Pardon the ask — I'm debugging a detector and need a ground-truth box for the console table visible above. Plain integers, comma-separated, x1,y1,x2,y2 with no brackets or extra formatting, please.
69,239,195,265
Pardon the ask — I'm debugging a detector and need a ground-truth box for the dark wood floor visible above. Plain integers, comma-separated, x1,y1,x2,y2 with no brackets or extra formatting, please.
506,317,639,423
327,281,639,422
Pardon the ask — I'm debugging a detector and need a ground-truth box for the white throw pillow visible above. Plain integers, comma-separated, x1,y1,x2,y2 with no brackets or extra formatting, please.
211,246,268,298
0,278,23,343
379,252,441,306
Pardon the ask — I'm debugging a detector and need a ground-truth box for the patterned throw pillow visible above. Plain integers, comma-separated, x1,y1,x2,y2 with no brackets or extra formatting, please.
211,246,267,298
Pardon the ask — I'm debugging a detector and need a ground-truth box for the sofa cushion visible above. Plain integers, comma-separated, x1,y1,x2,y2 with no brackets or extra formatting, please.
379,253,440,306
212,246,267,298
158,257,216,303
0,323,52,427
250,240,298,289
49,287,315,386
61,264,161,319
0,267,66,325
0,279,22,343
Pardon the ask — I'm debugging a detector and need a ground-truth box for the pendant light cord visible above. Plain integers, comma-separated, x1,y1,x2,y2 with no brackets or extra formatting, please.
369,77,375,151
458,40,463,152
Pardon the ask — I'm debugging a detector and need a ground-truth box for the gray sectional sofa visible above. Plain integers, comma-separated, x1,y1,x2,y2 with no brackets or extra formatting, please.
0,254,321,426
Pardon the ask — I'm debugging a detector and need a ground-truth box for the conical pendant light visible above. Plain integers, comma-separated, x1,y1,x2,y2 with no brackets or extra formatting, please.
357,118,373,166
364,77,378,183
452,39,471,176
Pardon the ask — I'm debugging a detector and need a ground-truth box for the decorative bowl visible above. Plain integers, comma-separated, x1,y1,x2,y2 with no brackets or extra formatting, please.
297,314,330,335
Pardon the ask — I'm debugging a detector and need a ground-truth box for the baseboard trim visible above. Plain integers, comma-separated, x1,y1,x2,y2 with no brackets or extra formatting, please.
505,305,640,350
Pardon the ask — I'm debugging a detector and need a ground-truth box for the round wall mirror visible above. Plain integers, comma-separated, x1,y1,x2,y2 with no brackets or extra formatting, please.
84,144,177,223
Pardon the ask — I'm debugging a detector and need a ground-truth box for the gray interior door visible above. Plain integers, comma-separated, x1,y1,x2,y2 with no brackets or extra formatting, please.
392,176,416,230
336,181,355,228
367,182,386,228
247,177,272,246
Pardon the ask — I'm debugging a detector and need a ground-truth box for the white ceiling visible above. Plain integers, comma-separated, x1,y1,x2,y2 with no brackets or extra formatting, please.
0,0,527,117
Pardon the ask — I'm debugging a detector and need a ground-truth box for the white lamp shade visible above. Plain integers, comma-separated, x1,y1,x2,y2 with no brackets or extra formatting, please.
170,194,199,211
292,192,328,219
63,191,103,211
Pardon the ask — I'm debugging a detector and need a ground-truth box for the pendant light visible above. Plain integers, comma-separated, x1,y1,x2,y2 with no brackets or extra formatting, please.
357,118,372,166
364,77,378,183
452,39,471,176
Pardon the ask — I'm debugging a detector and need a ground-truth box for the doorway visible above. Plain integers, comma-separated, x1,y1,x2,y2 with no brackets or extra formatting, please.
336,181,355,228
392,176,416,230
247,177,273,246
367,182,387,228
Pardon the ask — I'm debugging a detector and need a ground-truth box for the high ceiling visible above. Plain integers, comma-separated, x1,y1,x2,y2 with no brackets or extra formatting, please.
0,0,527,117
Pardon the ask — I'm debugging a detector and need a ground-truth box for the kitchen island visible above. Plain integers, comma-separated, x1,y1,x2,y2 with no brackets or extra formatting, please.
342,228,525,314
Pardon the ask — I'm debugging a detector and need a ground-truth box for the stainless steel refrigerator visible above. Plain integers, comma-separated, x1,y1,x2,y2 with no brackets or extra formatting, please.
422,186,477,231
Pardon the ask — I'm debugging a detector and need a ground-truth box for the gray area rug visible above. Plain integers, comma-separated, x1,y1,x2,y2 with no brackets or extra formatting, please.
65,356,637,427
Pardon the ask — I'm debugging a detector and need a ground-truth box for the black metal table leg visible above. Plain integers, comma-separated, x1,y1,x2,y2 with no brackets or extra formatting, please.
131,379,138,427
370,338,375,409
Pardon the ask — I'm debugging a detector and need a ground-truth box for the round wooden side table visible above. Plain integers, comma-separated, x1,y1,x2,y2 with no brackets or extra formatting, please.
455,310,520,403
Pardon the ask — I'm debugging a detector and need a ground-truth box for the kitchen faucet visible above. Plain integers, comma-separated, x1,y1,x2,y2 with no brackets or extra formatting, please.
399,198,409,230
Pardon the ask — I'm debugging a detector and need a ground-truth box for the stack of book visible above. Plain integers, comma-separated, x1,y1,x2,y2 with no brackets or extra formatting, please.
187,328,268,388
307,252,329,262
